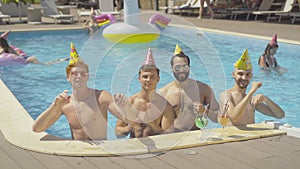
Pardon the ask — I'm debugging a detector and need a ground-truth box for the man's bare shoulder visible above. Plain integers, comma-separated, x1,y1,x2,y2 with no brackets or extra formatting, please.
130,93,140,100
153,92,169,102
159,81,177,93
96,89,113,103
220,89,234,101
94,89,105,97
220,89,233,95
195,80,214,95
195,80,210,88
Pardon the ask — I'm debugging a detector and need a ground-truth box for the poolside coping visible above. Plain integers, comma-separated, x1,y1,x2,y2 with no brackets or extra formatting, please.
0,79,286,156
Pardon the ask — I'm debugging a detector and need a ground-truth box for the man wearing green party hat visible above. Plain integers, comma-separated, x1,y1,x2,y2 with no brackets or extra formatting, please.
33,43,129,140
219,49,285,126
159,44,219,132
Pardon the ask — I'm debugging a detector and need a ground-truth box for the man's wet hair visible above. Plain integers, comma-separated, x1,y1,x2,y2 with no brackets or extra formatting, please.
66,60,89,76
171,52,190,66
139,64,160,76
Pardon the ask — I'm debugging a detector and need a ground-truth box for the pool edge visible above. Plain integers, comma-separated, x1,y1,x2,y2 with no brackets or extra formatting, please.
170,24,300,45
0,79,287,156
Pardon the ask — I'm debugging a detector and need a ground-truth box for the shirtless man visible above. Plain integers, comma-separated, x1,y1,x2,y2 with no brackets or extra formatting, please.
32,44,127,140
220,49,285,126
159,45,219,132
115,48,175,138
83,8,98,34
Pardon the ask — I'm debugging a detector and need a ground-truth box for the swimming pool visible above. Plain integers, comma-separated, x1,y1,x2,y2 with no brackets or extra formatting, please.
1,26,299,140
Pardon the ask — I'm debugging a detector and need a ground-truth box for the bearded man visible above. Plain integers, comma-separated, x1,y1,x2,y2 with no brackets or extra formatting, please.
159,45,219,131
219,49,285,126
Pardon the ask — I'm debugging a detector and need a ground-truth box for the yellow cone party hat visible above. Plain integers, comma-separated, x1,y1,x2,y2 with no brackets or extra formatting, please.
174,44,182,55
234,49,252,70
143,48,156,66
69,42,80,65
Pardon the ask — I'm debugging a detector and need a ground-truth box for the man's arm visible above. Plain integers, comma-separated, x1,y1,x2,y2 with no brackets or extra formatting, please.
142,101,175,135
115,119,132,138
104,91,126,120
142,110,165,135
109,93,140,123
160,103,175,133
205,86,220,123
253,95,285,119
32,90,69,132
259,55,267,68
220,82,262,122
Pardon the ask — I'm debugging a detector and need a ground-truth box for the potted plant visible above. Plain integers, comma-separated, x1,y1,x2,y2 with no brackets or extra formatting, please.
1,0,35,5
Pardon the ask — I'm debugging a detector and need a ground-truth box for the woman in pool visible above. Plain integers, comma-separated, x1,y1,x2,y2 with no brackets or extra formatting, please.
1,30,69,65
258,33,279,69
0,37,19,55
0,31,40,64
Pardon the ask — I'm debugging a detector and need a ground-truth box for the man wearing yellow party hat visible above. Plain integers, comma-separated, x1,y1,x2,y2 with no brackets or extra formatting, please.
69,42,80,65
160,44,220,132
219,49,285,126
33,42,128,140
115,48,175,138
258,33,280,69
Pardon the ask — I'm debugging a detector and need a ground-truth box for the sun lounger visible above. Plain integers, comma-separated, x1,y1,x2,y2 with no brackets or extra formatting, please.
78,9,92,22
41,0,75,24
0,11,10,24
290,12,300,23
159,0,188,14
176,0,201,15
212,0,247,19
231,0,273,20
275,0,300,23
252,0,294,22
97,0,121,17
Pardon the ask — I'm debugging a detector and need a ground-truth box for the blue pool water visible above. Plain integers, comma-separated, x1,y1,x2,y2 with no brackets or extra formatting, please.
1,27,299,140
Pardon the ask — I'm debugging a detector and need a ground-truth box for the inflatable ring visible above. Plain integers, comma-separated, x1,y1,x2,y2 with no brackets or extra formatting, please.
148,14,171,30
0,53,28,66
11,46,28,58
94,13,117,28
0,46,30,66
103,23,160,44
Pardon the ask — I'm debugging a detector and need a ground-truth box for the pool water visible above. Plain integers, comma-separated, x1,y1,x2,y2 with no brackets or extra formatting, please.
0,27,299,140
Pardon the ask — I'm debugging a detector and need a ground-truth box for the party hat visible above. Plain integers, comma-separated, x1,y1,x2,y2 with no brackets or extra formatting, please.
269,33,278,46
69,42,80,65
143,48,156,66
174,44,182,55
234,49,252,70
1,30,10,39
